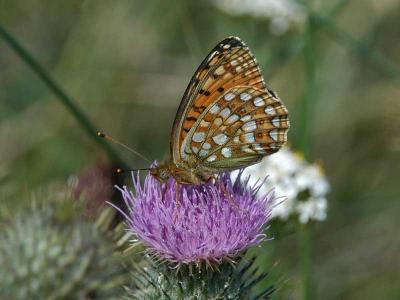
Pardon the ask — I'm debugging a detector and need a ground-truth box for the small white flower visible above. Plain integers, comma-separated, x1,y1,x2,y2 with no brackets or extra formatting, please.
295,165,330,197
296,197,327,224
212,0,307,35
232,147,330,223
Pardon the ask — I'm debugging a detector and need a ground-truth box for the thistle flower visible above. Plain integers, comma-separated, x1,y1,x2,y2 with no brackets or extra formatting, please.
232,147,330,224
115,171,274,266
213,0,307,35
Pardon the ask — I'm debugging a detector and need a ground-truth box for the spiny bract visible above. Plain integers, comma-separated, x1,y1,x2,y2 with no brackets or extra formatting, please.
0,202,127,300
125,255,275,300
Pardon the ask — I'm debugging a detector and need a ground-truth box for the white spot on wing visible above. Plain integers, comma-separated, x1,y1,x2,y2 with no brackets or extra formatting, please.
215,66,225,75
192,132,205,143
210,104,220,114
226,114,239,124
213,118,223,126
213,133,228,145
242,120,257,132
200,120,210,128
240,93,251,101
203,142,211,150
224,92,235,101
244,132,255,143
253,97,265,107
231,59,238,66
240,115,251,122
269,129,278,141
199,149,209,157
220,107,231,118
265,106,275,115
207,155,217,162
272,116,280,127
221,147,232,158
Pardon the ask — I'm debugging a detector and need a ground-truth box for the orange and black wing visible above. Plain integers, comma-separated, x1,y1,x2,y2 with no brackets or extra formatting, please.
170,36,289,171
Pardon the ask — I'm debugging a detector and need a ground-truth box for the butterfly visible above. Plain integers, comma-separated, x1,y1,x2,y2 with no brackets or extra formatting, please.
150,36,289,185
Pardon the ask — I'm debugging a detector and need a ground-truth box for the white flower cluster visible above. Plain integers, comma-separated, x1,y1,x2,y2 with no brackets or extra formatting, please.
213,0,307,35
232,147,330,224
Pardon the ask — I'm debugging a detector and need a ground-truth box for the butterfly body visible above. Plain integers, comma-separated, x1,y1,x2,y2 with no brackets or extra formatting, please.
151,37,289,185
150,161,212,185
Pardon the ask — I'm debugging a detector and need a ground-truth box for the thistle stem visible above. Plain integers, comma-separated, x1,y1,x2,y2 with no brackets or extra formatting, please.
300,224,313,300
311,13,400,79
0,24,126,167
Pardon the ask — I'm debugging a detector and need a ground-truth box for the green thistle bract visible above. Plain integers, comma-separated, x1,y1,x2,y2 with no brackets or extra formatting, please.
126,255,275,300
0,202,127,300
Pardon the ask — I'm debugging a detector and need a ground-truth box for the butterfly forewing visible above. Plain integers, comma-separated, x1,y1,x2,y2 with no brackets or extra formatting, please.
170,36,289,175
170,37,267,162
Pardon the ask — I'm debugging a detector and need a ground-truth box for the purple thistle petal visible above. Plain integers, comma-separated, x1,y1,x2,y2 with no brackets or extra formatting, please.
114,170,275,265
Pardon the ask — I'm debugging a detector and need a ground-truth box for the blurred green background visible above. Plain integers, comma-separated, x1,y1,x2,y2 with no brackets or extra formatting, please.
1,0,399,299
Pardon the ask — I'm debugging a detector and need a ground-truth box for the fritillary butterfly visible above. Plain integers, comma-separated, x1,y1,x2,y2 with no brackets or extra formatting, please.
150,36,290,185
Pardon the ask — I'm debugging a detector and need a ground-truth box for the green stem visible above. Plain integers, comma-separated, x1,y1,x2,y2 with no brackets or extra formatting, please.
311,13,400,79
299,22,316,161
270,0,400,81
328,0,351,16
0,24,126,167
300,225,313,300
299,6,317,300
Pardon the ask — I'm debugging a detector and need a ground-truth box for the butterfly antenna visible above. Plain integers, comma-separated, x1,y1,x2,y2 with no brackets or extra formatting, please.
116,167,151,175
97,131,151,163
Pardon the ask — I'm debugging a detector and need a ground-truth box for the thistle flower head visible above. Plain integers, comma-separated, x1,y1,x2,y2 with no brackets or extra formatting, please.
115,170,274,266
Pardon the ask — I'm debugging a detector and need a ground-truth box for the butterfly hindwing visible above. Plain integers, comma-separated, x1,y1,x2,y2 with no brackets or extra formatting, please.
184,86,289,171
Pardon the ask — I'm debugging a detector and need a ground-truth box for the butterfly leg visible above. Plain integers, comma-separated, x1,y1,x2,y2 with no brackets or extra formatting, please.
219,180,247,214
173,181,180,224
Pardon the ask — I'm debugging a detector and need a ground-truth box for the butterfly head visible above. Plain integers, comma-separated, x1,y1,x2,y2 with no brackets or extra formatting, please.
150,164,171,183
